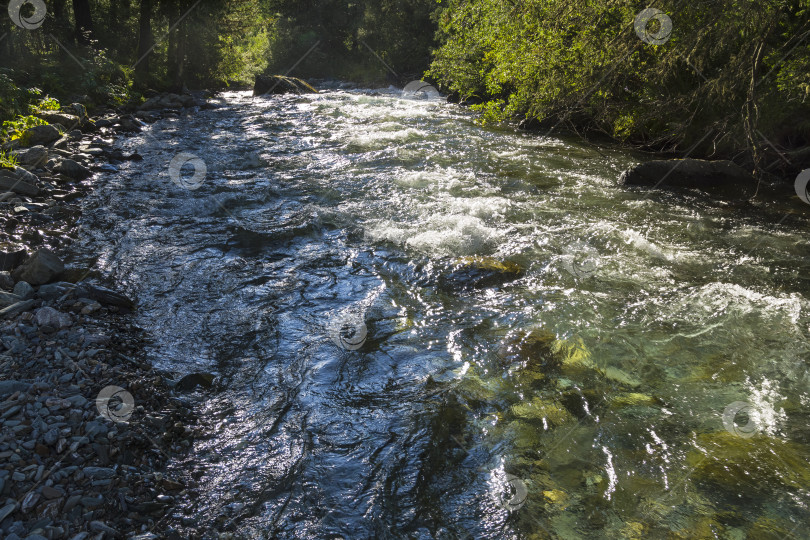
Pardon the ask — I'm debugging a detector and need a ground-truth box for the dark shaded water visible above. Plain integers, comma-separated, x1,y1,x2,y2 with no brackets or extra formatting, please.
74,88,810,538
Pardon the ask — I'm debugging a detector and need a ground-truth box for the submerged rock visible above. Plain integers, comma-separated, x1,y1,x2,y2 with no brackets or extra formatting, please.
253,75,318,96
619,158,755,195
438,256,524,291
176,372,215,391
687,431,810,494
511,397,573,427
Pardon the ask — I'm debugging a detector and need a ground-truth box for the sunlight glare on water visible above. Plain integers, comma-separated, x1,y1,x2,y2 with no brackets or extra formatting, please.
74,88,810,539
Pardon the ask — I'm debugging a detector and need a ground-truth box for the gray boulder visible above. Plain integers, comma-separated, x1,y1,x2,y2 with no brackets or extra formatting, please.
0,167,40,196
13,145,48,168
23,125,61,146
36,112,81,129
11,249,64,285
12,280,34,300
619,159,755,194
54,159,92,180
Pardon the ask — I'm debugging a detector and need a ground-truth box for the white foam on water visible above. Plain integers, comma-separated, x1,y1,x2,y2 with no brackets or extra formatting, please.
367,213,504,257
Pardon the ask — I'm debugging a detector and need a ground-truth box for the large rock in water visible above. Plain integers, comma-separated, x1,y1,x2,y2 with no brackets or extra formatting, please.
11,249,64,285
253,75,318,96
619,159,755,195
438,256,524,292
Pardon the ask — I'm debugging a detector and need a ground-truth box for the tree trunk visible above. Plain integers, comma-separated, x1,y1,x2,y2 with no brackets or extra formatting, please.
166,1,187,92
135,0,154,86
72,0,94,45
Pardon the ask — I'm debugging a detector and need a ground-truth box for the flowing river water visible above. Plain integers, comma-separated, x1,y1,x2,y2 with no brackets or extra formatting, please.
73,88,810,538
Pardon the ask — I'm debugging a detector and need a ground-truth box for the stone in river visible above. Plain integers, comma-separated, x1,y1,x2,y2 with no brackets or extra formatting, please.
438,256,524,292
12,249,64,285
176,372,215,391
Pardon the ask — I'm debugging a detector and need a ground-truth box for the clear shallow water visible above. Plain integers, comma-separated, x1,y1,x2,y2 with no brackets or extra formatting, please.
75,89,810,538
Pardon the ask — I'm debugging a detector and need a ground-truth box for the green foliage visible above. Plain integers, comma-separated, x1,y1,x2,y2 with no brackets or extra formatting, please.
31,97,61,113
1,115,48,144
0,150,18,169
428,0,810,173
0,71,45,122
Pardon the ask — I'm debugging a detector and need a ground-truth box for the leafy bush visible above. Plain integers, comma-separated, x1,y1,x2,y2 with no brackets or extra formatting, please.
427,0,810,175
1,115,49,144
0,150,18,169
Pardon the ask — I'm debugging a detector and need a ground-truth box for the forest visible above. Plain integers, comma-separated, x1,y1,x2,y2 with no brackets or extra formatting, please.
1,0,809,176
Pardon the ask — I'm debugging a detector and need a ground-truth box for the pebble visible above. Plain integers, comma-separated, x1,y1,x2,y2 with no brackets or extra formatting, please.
83,466,115,479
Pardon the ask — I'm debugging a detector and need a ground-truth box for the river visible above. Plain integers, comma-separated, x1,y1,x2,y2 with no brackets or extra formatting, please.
73,87,810,539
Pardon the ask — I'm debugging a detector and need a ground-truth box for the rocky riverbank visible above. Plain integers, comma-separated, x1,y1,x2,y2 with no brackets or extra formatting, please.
0,93,215,539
